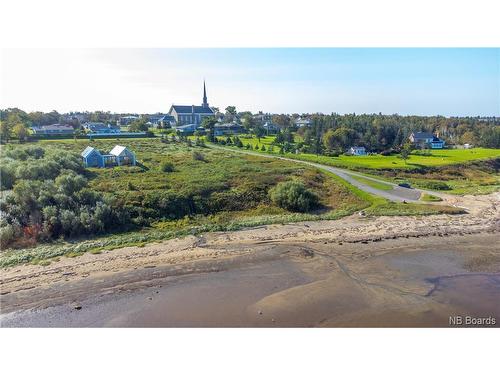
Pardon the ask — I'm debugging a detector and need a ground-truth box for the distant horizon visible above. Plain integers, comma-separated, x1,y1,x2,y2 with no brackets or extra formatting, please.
1,48,499,116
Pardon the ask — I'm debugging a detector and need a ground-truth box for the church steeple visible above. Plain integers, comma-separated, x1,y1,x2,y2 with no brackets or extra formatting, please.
202,80,209,108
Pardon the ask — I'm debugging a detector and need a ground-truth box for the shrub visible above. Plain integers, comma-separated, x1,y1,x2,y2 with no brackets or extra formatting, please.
417,180,451,190
269,180,319,212
192,151,206,162
160,160,175,172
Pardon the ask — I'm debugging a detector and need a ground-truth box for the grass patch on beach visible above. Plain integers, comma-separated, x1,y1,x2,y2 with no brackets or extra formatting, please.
420,193,443,202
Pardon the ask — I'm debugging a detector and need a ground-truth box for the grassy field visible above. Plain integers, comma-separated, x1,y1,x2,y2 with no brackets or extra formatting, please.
210,135,499,195
218,135,500,169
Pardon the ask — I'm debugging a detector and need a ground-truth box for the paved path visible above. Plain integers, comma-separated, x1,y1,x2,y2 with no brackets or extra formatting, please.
209,145,448,203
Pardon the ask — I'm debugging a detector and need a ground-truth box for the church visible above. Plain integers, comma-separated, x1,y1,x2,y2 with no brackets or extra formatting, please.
168,81,215,126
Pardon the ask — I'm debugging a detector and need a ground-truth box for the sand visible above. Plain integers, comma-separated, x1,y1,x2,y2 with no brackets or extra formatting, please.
1,192,499,327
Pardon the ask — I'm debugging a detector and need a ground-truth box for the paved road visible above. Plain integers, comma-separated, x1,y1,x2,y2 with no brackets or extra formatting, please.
209,145,447,203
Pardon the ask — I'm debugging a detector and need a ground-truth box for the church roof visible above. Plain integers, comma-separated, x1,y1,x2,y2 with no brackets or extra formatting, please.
171,105,214,114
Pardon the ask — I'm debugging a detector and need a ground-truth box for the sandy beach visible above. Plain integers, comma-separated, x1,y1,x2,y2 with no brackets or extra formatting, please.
1,192,499,327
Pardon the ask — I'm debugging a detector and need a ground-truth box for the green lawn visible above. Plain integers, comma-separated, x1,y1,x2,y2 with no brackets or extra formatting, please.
214,134,500,170
350,175,393,191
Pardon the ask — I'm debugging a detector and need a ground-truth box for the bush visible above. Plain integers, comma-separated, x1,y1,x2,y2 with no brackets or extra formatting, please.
269,180,319,212
160,160,175,172
417,180,451,190
192,151,206,162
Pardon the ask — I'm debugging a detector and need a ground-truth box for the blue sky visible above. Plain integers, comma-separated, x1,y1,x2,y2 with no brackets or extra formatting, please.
1,48,498,115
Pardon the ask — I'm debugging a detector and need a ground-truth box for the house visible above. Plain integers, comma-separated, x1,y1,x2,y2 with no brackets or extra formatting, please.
253,112,273,125
84,122,121,134
147,114,175,128
168,81,215,126
31,124,75,135
109,145,136,166
349,146,367,156
81,145,136,168
175,123,205,135
464,143,473,149
409,132,445,149
295,118,313,127
214,123,245,136
81,146,105,168
263,122,280,134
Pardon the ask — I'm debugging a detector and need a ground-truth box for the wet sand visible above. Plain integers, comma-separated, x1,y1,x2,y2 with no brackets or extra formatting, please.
2,233,499,327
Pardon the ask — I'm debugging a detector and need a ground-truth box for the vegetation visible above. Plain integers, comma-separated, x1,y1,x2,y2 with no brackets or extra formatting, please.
350,175,393,191
420,194,443,202
0,138,366,254
269,180,319,212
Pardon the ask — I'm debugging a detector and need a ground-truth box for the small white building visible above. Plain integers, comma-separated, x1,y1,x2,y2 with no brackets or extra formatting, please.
464,143,473,149
349,146,366,156
109,145,136,166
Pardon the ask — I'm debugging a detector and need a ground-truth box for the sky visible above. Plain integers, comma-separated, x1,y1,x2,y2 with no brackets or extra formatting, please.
0,48,498,116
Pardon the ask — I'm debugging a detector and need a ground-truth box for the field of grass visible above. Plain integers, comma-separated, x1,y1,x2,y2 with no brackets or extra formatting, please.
350,175,393,191
210,135,499,195
217,134,500,170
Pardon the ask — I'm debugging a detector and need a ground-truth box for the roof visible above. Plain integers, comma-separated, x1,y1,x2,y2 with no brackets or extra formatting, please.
32,124,74,131
109,145,128,156
412,132,435,139
350,146,366,150
85,122,119,130
175,124,204,131
170,105,214,114
214,123,243,128
81,146,100,158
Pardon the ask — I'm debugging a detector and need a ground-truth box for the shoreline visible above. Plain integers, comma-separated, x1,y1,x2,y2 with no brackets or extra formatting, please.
1,192,499,326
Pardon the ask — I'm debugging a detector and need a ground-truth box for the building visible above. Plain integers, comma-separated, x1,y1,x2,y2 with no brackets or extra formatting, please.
31,124,75,135
175,124,205,135
349,146,367,156
263,122,279,134
81,146,105,168
168,81,215,126
253,112,273,125
295,118,313,127
409,132,445,149
84,122,121,134
147,114,175,128
81,145,136,168
214,123,245,136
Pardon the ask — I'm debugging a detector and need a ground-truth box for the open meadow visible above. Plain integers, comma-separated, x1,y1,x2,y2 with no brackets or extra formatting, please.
212,135,500,195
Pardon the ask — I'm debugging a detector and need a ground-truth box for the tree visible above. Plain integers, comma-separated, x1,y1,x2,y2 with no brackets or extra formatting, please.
272,114,291,129
224,106,237,122
129,118,149,132
12,124,28,142
399,143,412,164
241,113,255,131
0,120,13,142
253,126,266,142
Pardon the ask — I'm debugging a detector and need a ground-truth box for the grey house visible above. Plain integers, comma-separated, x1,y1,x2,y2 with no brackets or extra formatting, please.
168,81,215,126
81,146,105,167
31,124,75,135
81,145,136,168
409,132,445,149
